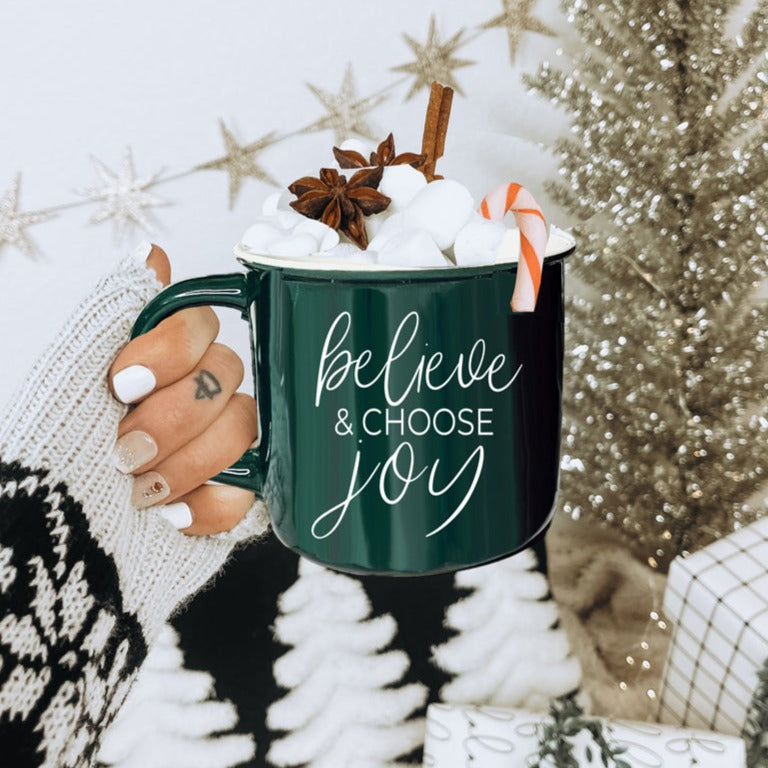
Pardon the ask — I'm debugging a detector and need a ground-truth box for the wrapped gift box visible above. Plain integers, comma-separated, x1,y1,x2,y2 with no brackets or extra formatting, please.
658,516,768,736
423,703,746,767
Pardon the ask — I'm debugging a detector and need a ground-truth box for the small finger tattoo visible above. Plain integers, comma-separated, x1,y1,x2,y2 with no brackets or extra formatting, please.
194,369,222,400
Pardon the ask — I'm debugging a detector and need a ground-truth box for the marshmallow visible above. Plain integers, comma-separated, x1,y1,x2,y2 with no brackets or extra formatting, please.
379,165,427,210
376,229,449,268
319,227,340,251
366,211,389,238
293,218,340,252
267,233,319,259
453,213,506,266
367,212,406,253
241,221,283,253
325,243,367,261
261,189,295,216
495,228,521,264
292,218,340,251
275,209,305,230
338,138,372,158
402,179,474,250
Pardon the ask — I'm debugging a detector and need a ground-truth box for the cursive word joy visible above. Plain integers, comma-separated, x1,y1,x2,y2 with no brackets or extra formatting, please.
315,311,521,408
311,441,484,540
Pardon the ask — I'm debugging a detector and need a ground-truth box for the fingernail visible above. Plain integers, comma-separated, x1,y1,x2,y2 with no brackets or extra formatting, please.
132,471,170,508
130,240,153,264
156,502,193,530
112,365,156,404
112,430,158,474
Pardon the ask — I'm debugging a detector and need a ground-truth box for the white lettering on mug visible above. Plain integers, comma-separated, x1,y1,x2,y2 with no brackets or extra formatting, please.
359,407,498,437
312,441,485,539
311,310,522,539
362,408,382,436
425,445,485,537
311,451,380,540
379,442,429,505
316,311,522,408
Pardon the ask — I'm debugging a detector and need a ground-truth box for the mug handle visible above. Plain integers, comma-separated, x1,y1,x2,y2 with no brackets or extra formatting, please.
130,272,265,496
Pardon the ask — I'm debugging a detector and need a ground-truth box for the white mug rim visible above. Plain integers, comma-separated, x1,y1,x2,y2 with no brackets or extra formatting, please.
234,225,575,274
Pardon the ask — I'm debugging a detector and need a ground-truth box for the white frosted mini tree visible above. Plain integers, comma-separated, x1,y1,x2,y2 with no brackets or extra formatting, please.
98,624,255,768
267,559,427,768
433,549,582,710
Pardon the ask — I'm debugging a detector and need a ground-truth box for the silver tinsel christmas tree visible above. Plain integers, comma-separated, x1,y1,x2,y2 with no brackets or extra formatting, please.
527,0,768,568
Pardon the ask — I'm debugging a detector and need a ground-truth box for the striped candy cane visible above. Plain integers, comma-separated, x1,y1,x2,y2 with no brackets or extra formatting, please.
479,183,548,312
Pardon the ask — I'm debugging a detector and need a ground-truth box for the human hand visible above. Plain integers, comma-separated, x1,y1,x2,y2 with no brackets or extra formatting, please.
109,244,258,535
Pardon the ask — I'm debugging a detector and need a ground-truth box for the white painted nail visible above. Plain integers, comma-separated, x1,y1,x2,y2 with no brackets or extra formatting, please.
112,365,156,404
156,502,193,530
130,240,153,264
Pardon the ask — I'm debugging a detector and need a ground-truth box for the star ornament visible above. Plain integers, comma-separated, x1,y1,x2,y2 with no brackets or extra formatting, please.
482,0,556,64
304,63,388,143
0,174,56,258
392,14,475,100
77,148,167,243
197,120,278,209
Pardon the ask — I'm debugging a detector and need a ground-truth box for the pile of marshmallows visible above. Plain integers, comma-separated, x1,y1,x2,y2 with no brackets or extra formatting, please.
240,141,520,268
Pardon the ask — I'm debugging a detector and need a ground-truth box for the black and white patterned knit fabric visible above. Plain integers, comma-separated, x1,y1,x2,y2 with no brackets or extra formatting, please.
0,460,146,767
0,470,578,768
0,460,579,768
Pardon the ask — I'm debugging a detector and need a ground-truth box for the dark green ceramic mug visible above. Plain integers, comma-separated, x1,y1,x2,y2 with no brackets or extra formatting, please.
131,231,575,575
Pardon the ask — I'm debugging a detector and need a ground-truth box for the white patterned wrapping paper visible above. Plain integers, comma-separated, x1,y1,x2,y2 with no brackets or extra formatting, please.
422,703,746,767
658,516,768,735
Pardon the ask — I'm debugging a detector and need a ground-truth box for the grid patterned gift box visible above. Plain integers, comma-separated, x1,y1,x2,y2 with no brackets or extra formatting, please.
658,516,768,736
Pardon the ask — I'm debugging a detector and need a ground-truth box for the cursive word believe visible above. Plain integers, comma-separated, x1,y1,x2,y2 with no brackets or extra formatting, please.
316,311,521,408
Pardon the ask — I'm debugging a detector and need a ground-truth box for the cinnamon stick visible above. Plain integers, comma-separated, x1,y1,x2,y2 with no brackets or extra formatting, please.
420,81,454,181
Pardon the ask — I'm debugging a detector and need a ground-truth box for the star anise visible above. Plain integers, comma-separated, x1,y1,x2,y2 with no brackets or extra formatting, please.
288,166,390,249
333,133,426,172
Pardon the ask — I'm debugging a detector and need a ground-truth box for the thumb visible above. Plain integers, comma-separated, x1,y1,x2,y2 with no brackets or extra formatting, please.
144,241,171,287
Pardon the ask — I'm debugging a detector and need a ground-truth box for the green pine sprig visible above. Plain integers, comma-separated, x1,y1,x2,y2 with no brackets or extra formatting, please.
745,658,768,768
532,695,631,768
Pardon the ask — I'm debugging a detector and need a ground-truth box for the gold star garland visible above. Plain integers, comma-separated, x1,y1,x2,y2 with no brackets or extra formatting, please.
196,121,279,209
392,14,475,99
0,174,56,258
482,0,555,64
0,5,555,256
77,148,168,243
304,64,389,142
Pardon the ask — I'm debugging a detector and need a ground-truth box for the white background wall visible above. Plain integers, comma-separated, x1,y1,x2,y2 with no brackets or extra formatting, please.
0,0,575,406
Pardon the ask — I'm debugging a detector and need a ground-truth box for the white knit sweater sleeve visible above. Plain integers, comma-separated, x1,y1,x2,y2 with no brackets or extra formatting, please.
0,255,269,767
